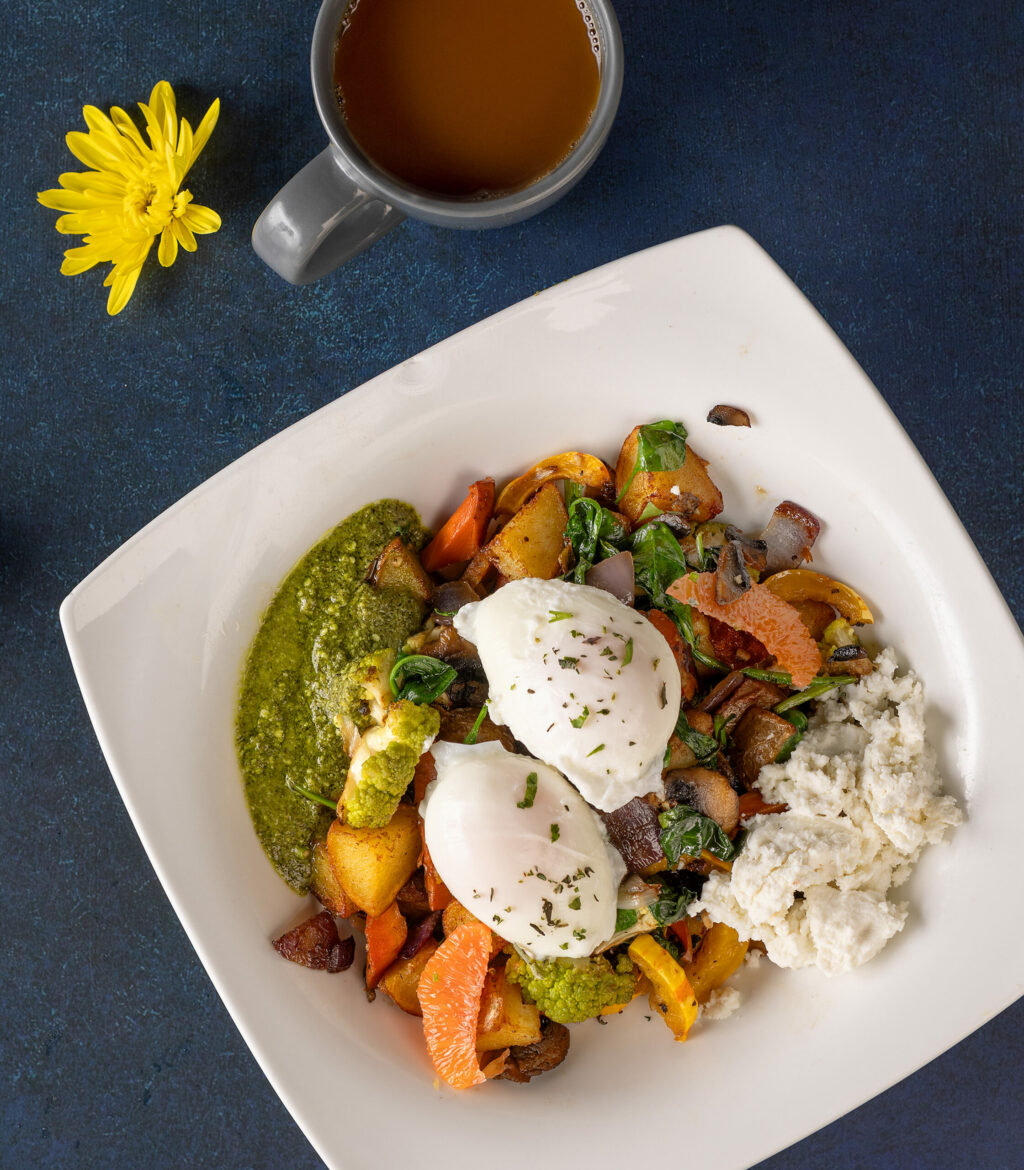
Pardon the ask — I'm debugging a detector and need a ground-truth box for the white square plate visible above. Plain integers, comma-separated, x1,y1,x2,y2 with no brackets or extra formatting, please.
62,227,1024,1170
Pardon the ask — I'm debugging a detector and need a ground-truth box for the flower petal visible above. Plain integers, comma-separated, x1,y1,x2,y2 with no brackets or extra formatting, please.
181,203,221,234
185,98,220,174
148,81,178,147
157,224,178,266
106,263,144,315
57,170,126,195
65,130,128,173
171,216,197,252
108,106,150,156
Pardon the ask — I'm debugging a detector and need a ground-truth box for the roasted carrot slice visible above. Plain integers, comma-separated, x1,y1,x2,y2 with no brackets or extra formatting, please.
420,480,495,573
644,608,698,701
668,572,820,688
365,900,408,989
418,921,492,1088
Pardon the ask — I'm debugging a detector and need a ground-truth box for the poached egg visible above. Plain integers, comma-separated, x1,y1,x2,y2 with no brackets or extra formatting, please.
454,578,680,811
421,741,624,959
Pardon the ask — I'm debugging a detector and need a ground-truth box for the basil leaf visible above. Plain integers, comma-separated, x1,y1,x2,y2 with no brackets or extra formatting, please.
564,497,630,584
674,710,720,768
389,654,457,704
648,875,698,926
659,804,736,866
614,908,639,932
617,420,689,501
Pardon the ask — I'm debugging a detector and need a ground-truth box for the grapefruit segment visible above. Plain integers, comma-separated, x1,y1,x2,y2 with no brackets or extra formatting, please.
417,921,492,1089
668,572,820,688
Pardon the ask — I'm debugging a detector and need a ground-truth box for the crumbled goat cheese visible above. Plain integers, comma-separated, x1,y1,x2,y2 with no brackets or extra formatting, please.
702,986,742,1020
696,648,961,975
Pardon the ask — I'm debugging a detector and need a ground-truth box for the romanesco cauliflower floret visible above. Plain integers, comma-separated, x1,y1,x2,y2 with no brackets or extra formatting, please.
334,648,397,740
342,699,440,829
505,951,637,1024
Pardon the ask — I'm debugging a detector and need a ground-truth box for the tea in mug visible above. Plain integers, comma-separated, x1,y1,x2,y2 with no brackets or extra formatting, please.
333,0,601,198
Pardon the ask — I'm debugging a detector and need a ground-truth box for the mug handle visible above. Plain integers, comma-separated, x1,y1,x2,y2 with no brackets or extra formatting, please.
251,147,406,284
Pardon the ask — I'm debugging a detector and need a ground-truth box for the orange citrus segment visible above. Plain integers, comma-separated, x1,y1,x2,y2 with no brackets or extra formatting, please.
668,572,821,688
417,921,492,1089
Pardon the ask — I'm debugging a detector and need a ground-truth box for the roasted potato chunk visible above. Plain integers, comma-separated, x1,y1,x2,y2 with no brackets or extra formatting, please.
614,426,723,526
486,482,568,581
325,803,422,918
378,940,438,1016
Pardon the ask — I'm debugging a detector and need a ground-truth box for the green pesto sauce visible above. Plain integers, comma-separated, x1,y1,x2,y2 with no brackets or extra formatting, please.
236,499,428,893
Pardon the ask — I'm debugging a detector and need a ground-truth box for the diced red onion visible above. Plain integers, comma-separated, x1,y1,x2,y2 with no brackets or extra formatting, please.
585,551,635,606
398,911,441,960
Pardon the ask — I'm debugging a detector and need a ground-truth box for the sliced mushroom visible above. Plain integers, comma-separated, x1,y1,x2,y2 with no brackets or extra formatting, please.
428,624,486,681
822,644,874,677
712,677,789,729
499,1020,571,1082
714,539,752,604
437,708,516,752
729,708,800,789
760,501,821,573
664,767,740,835
430,580,480,625
600,796,665,872
707,404,751,427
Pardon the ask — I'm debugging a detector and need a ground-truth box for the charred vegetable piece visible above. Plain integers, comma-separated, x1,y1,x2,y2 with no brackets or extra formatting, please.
615,422,724,526
708,676,788,729
309,841,360,918
475,967,543,1051
495,451,614,516
759,501,821,573
707,404,751,427
366,537,433,603
273,909,342,970
714,539,752,604
325,803,422,918
398,910,442,960
645,607,699,701
365,900,408,989
378,939,438,1015
421,479,495,573
664,767,740,835
430,580,480,624
683,923,748,1003
396,871,432,920
498,1019,571,1082
437,707,516,752
486,481,569,581
628,934,698,1042
707,615,770,670
764,568,874,624
738,790,788,822
730,707,803,789
600,796,665,872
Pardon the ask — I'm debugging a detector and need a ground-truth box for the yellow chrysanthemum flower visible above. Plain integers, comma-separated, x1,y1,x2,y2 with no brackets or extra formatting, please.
38,81,221,315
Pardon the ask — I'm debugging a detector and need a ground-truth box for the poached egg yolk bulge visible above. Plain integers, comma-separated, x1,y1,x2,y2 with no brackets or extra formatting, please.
454,579,681,811
421,741,625,959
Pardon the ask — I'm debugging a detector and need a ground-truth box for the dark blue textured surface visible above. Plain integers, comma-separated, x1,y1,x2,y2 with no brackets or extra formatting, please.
2,1,1022,1167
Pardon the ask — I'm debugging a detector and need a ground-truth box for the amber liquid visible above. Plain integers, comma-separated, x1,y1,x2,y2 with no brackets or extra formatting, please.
333,0,601,198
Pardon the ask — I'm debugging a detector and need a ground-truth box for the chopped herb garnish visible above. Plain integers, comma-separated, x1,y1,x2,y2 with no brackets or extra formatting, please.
517,771,538,809
550,823,560,842
463,704,489,744
570,706,590,729
586,743,606,757
548,610,574,622
622,637,634,665
558,656,580,671
573,928,587,941
569,896,582,910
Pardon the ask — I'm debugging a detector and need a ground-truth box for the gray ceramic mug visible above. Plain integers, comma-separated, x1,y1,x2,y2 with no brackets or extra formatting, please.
252,0,624,285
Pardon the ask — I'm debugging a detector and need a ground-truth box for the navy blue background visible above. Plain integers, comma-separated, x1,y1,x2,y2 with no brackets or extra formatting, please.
2,0,1022,1166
